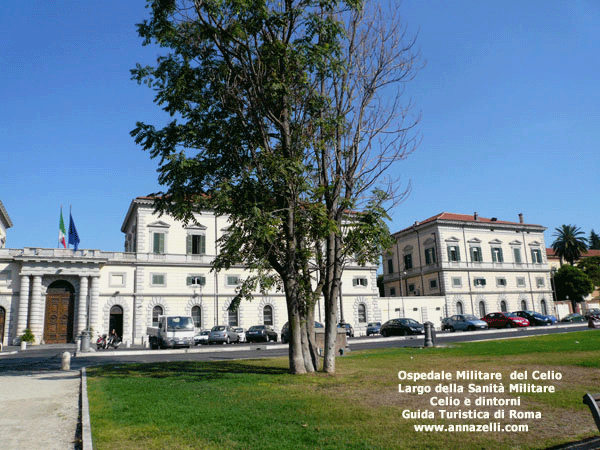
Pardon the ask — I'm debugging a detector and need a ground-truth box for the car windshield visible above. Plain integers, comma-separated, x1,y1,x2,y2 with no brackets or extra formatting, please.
212,326,226,332
167,317,194,331
505,313,518,317
464,315,478,321
368,322,380,327
249,326,265,331
400,319,419,325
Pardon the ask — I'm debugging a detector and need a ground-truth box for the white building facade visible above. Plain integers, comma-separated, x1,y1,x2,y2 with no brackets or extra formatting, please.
382,212,555,320
0,197,380,346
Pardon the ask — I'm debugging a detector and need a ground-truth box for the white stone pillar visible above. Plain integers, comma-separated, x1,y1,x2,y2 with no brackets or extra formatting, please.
29,275,43,344
89,276,100,334
17,275,30,339
77,276,89,336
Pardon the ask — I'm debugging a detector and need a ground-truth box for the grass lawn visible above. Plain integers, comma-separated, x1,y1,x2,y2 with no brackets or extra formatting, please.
86,330,600,449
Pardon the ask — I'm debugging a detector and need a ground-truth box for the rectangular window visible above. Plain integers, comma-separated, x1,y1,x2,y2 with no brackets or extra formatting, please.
408,283,415,293
496,278,507,287
226,275,240,286
152,232,165,254
470,246,483,262
425,247,437,265
513,248,522,264
151,274,166,286
491,247,504,263
0,270,12,282
187,275,206,286
452,277,462,287
474,278,486,287
516,277,526,287
447,246,461,262
429,279,438,289
536,277,545,287
389,287,396,296
187,234,206,255
404,254,413,270
531,249,543,264
387,259,394,274
353,278,368,287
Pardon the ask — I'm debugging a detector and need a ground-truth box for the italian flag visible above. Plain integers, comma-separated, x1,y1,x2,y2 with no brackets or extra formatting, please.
59,208,67,248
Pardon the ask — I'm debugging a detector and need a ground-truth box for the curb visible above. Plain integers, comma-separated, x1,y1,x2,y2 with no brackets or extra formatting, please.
80,368,93,450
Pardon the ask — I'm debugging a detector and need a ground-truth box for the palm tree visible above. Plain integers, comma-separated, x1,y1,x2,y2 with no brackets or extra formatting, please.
552,225,588,265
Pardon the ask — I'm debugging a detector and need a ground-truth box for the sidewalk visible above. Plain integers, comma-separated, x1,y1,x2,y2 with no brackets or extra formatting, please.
0,370,81,450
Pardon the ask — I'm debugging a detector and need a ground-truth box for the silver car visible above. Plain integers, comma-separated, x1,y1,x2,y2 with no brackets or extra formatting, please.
208,325,239,344
442,314,488,332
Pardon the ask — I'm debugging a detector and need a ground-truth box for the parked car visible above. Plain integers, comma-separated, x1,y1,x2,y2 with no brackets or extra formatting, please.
481,312,529,329
246,325,278,342
441,314,488,332
194,329,211,345
233,327,246,343
337,322,354,338
281,321,324,344
380,318,424,337
366,322,381,336
560,313,587,323
585,308,600,320
208,325,239,344
513,310,553,326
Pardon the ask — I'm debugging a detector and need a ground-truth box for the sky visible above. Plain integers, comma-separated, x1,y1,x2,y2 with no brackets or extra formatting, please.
2,0,599,252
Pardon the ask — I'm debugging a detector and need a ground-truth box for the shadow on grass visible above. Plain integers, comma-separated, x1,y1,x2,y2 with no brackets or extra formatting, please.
88,360,289,381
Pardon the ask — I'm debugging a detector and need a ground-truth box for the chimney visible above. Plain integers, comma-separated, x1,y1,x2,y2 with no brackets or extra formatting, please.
519,213,524,224
474,212,478,221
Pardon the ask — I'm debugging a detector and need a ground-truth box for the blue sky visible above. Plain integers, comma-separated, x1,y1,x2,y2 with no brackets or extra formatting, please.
2,0,599,252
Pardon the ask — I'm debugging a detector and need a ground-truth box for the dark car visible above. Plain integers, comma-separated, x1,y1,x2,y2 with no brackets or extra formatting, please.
585,308,600,320
560,313,586,323
481,312,529,329
281,321,324,344
441,314,488,332
513,310,553,326
337,322,354,338
380,318,424,337
246,325,278,343
366,322,381,336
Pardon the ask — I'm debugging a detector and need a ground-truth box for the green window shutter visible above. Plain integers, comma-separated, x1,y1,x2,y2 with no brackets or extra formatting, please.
200,234,206,254
186,235,192,255
186,276,192,286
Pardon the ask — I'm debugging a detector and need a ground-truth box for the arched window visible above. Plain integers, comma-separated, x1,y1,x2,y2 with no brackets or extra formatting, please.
152,305,163,326
500,300,507,312
540,299,548,315
263,305,273,325
192,305,202,328
228,308,238,327
479,301,486,317
520,300,527,310
358,304,367,323
456,301,463,315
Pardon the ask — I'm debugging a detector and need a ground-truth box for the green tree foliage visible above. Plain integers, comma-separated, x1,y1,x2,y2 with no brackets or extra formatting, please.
589,229,600,250
131,0,419,374
551,224,588,265
553,265,594,311
577,256,600,287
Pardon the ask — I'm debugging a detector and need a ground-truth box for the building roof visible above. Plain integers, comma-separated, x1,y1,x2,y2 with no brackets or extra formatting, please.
0,200,13,229
546,248,600,259
392,212,544,236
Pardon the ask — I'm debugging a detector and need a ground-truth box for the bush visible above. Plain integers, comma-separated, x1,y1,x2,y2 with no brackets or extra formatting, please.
20,329,35,343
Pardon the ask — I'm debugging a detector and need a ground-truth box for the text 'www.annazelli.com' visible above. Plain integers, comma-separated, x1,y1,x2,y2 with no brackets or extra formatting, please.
413,423,528,433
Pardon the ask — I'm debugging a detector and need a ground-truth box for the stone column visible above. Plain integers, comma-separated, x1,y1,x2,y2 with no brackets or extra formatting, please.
89,276,100,334
77,276,89,336
29,275,43,344
17,275,30,340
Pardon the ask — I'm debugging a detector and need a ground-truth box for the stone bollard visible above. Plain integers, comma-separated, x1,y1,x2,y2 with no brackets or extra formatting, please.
61,351,71,371
20,341,27,351
424,322,435,348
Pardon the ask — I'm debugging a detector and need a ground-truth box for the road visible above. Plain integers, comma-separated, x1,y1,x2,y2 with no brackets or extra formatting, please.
0,323,591,373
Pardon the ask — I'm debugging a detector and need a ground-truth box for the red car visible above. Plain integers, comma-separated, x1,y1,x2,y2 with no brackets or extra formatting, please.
481,312,530,328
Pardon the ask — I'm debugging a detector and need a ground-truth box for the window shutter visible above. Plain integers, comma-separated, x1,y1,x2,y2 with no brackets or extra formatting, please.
186,235,192,255
200,234,206,254
186,276,192,286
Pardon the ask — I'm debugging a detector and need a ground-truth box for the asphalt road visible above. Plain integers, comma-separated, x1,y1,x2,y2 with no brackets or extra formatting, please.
0,323,590,373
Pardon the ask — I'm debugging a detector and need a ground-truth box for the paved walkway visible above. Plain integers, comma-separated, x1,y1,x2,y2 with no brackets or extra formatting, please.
0,369,81,450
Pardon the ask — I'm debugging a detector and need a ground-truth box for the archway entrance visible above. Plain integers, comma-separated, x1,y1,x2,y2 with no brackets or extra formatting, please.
44,281,75,344
109,305,123,338
0,306,5,344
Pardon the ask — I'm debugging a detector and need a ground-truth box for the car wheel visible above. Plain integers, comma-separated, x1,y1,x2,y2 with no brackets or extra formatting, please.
401,329,407,336
467,326,475,331
449,326,455,332
505,323,512,328
382,330,388,337
226,337,231,344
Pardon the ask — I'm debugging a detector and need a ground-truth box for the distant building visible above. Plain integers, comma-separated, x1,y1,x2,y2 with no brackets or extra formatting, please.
546,248,600,308
0,200,12,249
0,197,379,346
382,212,555,319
